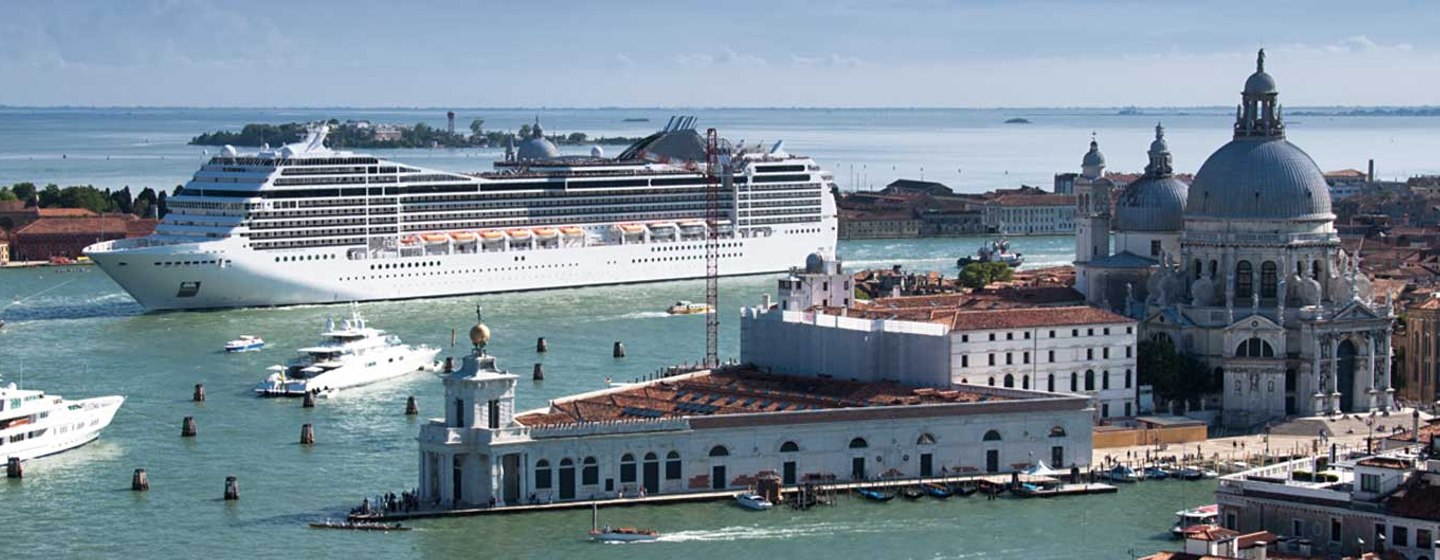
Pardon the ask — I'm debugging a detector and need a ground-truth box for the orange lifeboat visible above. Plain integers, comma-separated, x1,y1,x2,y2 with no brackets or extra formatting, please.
450,231,477,242
421,233,450,244
506,228,532,240
533,227,559,239
617,224,645,235
560,226,584,237
480,230,505,241
400,235,421,246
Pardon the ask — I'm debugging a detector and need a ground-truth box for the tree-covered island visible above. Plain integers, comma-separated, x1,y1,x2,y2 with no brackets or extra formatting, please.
190,119,642,149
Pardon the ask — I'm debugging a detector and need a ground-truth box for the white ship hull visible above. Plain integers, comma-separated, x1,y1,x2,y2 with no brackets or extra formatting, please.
256,346,442,397
1,396,124,462
88,230,834,311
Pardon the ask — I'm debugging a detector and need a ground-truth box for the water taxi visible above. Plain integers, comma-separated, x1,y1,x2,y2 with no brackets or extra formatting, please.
666,301,714,315
224,335,266,353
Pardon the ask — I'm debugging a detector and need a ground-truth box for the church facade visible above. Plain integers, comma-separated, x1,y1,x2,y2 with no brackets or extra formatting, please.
1136,51,1394,428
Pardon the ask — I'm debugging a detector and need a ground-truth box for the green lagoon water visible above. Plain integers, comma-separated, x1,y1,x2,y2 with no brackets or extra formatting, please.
0,236,1217,559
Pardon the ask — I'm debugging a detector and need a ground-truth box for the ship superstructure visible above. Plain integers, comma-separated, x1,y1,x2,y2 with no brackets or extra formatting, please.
86,118,837,310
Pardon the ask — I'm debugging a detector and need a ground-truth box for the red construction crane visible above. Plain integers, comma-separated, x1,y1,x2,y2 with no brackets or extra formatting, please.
703,128,721,369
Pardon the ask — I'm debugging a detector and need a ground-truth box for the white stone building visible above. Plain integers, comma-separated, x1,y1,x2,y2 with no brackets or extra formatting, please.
982,193,1076,236
742,255,1140,420
416,317,1093,508
1217,451,1440,560
1139,50,1395,428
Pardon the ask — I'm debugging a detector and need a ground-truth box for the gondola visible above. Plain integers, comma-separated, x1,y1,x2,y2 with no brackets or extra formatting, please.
899,486,925,500
923,482,953,499
857,488,895,502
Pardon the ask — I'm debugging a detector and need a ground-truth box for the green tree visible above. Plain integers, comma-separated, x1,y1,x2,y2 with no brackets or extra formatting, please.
518,123,533,138
565,132,587,144
957,262,1014,289
1137,337,1216,408
11,182,37,202
469,118,485,136
37,184,62,207
0,187,15,201
57,185,115,214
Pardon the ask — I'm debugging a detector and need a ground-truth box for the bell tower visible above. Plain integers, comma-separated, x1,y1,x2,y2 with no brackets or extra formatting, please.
1074,135,1112,295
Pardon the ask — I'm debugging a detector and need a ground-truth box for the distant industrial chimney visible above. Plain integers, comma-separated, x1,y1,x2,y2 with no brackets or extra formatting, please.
1368,159,1375,184
447,111,456,135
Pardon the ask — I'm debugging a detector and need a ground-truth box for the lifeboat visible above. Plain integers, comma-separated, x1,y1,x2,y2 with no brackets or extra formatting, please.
421,233,450,244
617,224,645,236
648,222,678,238
400,235,421,246
450,231,478,243
680,221,707,234
506,228,532,240
533,227,560,239
480,230,505,241
560,226,584,237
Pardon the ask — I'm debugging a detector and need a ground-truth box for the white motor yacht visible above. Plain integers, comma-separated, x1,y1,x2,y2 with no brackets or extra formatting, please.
0,381,124,462
735,492,775,511
255,307,439,397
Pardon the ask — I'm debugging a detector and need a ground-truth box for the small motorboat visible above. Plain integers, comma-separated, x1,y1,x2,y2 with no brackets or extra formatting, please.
667,301,714,315
899,486,925,500
857,488,895,503
1143,466,1171,480
310,520,410,532
225,335,266,353
1107,465,1139,483
735,492,774,511
1171,505,1219,538
923,482,953,499
949,483,978,497
1176,467,1214,481
589,504,658,543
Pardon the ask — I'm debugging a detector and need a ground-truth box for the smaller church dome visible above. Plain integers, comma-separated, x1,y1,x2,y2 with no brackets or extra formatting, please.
1244,71,1277,95
1116,177,1189,232
1082,139,1105,168
805,252,826,273
517,119,560,160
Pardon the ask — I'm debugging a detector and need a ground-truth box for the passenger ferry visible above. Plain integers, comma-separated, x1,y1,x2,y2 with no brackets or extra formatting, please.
255,307,440,397
85,117,838,310
0,381,124,462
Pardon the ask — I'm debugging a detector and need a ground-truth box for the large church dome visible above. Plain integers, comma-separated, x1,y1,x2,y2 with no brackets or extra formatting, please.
516,119,561,161
1184,49,1332,222
1116,123,1188,232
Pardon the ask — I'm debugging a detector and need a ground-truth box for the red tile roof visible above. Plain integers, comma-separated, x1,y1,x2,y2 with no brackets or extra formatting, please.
515,368,1008,427
15,216,134,235
0,200,25,212
36,208,98,217
988,194,1075,207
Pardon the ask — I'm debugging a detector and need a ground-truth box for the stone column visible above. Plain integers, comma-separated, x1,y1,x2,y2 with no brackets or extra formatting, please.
1330,335,1343,415
490,454,504,507
1368,333,1379,412
1311,333,1325,415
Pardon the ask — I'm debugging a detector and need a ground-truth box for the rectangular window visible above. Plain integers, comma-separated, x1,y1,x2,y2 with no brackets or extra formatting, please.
1006,353,1013,365
1049,330,1056,338
1104,327,1110,335
1006,332,1013,340
1361,473,1381,493
1394,526,1409,548
1150,239,1161,256
961,355,969,368
1048,350,1055,362
1087,349,1094,360
1292,519,1303,537
1024,332,1031,339
989,333,996,341
1101,403,1110,418
962,334,969,343
1330,518,1342,543
988,354,996,366
1418,529,1432,550
1072,329,1078,337
1103,348,1110,359
1126,346,1133,358
1023,352,1030,364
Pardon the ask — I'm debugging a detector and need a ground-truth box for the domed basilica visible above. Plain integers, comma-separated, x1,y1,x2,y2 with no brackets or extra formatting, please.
1075,50,1394,427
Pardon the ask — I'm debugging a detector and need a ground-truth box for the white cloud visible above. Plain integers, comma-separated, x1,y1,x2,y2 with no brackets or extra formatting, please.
790,54,863,68
673,47,767,68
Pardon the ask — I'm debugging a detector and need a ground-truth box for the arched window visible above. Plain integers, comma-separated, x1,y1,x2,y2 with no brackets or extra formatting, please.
1003,374,1015,388
983,430,1002,442
620,453,636,483
665,451,681,480
988,377,995,387
1193,259,1202,280
917,433,937,445
535,459,552,489
780,441,800,453
1312,259,1322,280
1070,372,1078,392
708,445,729,457
1236,260,1253,299
1236,337,1275,358
1049,426,1067,437
580,457,596,485
1085,370,1096,391
1261,261,1278,298
1047,374,1055,392
644,452,658,462
849,437,869,449
1208,259,1218,279
1125,369,1133,389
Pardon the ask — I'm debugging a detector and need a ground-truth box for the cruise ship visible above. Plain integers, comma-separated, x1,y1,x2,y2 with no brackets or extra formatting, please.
84,117,838,310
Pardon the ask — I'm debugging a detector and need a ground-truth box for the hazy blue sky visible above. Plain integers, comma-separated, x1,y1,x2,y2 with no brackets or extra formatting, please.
3,0,1438,107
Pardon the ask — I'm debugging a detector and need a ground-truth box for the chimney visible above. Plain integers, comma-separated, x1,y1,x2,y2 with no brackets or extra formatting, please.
1368,159,1375,183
